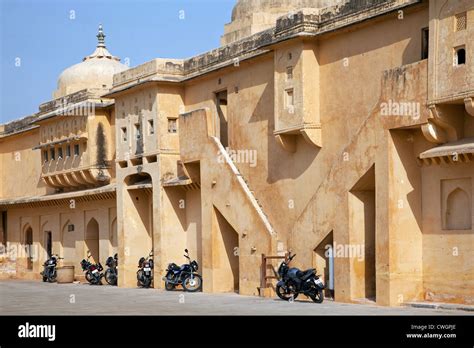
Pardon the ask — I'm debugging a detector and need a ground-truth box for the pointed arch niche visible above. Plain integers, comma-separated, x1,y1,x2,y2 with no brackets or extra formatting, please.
441,178,472,230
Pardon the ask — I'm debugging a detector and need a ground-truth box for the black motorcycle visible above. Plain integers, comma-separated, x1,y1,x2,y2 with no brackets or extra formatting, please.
276,252,325,303
80,251,104,285
137,251,153,288
104,253,118,286
163,249,202,292
40,254,63,282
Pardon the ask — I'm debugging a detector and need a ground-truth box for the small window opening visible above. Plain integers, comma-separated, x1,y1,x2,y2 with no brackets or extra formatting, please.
135,123,141,139
168,119,177,133
454,46,466,66
74,144,80,156
285,88,294,111
421,27,429,60
121,127,127,142
148,119,154,135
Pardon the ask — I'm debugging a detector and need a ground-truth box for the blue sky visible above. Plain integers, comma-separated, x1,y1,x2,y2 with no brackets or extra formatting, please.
0,0,236,124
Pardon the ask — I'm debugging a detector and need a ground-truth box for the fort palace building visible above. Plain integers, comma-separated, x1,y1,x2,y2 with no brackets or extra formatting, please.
1,0,473,306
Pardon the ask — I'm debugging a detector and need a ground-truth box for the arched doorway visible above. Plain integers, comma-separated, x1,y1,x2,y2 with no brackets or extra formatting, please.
44,231,52,259
85,218,100,263
25,227,33,270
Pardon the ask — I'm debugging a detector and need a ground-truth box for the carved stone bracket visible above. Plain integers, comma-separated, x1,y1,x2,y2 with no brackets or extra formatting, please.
275,134,297,153
300,123,322,148
274,123,322,152
465,97,474,117
421,104,464,144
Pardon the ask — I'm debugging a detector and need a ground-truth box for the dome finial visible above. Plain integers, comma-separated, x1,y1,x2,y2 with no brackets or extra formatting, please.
97,24,106,48
82,23,120,62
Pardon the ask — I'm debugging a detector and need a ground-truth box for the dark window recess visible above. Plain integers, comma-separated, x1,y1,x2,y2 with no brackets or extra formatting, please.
421,27,429,60
135,123,141,139
135,123,144,155
148,120,154,135
74,144,80,156
43,150,48,162
66,145,71,157
455,48,466,65
67,224,74,232
58,147,63,159
50,148,55,160
121,127,127,142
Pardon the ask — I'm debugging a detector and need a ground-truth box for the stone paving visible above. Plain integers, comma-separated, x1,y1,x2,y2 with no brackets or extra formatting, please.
0,280,470,315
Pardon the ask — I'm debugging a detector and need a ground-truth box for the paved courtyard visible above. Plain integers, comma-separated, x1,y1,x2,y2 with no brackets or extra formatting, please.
0,280,469,315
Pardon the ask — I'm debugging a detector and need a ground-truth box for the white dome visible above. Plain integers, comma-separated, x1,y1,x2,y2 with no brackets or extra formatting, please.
53,25,128,99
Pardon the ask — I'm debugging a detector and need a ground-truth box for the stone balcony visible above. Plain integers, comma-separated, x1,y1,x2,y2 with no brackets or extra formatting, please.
37,135,112,189
41,159,112,189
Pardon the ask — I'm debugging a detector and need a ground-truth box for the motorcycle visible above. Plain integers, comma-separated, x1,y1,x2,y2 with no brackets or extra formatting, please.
40,254,63,282
80,251,104,285
137,251,153,288
163,249,202,292
104,253,118,286
276,252,325,303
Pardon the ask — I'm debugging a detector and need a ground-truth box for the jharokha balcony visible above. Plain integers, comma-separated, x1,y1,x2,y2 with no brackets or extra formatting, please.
35,132,113,190
31,88,116,190
40,159,112,190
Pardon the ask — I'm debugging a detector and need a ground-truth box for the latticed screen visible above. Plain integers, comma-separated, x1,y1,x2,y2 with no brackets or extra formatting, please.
455,12,467,31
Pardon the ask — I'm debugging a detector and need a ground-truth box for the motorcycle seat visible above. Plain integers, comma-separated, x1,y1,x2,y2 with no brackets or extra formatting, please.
297,268,316,279
168,263,180,271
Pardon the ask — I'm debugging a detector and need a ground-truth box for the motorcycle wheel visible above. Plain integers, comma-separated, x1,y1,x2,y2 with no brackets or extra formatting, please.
276,284,298,301
85,272,93,283
143,277,152,288
48,271,57,283
309,288,324,303
182,274,202,292
164,276,176,291
105,269,117,286
42,276,47,282
91,275,102,285
136,270,142,284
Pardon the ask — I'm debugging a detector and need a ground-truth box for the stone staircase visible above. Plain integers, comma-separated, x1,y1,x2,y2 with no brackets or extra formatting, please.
211,136,276,238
